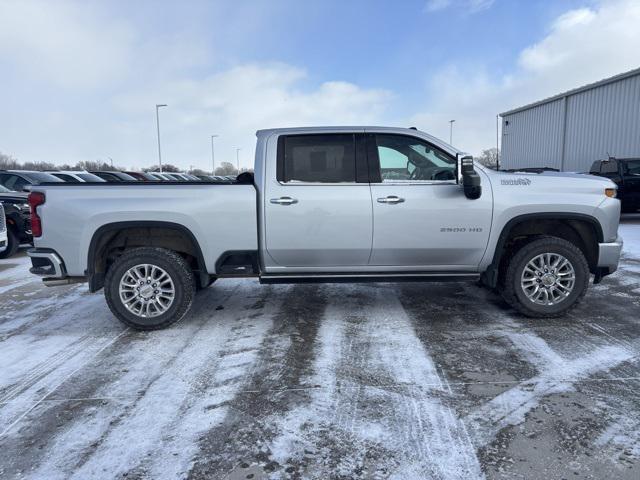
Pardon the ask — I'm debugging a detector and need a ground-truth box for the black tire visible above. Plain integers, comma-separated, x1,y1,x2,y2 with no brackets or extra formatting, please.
0,228,19,259
104,247,196,330
502,236,589,318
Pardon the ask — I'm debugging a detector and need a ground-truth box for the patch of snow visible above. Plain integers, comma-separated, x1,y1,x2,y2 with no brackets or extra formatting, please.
269,285,484,479
465,327,634,445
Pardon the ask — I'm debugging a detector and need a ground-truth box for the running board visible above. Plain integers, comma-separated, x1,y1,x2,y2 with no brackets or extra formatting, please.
259,272,480,285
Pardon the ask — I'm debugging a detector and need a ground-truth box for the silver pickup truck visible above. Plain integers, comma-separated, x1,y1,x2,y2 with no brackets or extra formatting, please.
26,126,623,329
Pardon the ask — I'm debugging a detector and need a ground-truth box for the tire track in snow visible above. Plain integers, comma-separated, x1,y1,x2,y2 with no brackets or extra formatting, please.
0,281,251,478
265,284,483,479
23,279,276,480
188,284,327,479
0,291,123,431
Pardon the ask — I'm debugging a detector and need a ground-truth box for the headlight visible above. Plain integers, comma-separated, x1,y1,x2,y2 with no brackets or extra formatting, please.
605,188,617,198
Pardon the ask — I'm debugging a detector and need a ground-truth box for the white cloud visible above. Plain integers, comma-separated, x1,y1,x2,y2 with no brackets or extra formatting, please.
0,1,391,170
424,0,494,13
0,0,134,89
110,63,392,170
410,0,640,154
425,0,453,12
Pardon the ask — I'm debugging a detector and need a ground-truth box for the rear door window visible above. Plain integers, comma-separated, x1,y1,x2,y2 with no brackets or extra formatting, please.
52,173,80,182
1,175,27,190
600,160,618,174
278,134,356,183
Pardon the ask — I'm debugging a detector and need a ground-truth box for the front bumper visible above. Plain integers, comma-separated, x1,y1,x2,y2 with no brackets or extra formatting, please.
28,248,67,278
597,235,623,275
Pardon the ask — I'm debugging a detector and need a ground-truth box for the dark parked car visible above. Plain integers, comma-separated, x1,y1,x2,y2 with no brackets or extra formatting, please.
89,171,138,182
590,158,640,213
0,185,31,258
123,171,158,181
0,170,63,191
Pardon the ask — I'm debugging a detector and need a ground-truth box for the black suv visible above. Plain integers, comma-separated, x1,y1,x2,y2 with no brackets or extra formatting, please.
0,170,63,191
0,185,31,258
590,158,640,213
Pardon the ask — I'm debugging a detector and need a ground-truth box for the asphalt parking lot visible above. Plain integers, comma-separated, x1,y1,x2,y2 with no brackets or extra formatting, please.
1,216,639,480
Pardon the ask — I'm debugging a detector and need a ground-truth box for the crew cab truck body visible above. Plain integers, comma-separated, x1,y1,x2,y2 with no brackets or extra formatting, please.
27,127,623,329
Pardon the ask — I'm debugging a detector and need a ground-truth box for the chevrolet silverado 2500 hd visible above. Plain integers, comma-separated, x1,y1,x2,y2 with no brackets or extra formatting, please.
26,127,623,329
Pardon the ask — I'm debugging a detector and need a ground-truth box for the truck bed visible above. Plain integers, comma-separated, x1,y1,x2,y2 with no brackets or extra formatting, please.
31,182,258,276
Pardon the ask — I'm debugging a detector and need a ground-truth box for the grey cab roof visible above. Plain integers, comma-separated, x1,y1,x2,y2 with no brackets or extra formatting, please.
255,126,463,156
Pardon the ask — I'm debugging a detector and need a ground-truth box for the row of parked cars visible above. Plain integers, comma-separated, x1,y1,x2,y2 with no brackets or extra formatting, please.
0,169,237,190
0,169,237,258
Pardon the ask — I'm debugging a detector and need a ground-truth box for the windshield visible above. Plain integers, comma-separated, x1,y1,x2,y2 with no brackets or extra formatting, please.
0,185,12,193
626,160,640,175
24,172,64,183
77,173,106,182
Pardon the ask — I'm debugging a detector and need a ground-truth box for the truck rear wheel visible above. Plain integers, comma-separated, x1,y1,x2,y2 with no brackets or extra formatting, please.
104,247,196,330
502,237,589,318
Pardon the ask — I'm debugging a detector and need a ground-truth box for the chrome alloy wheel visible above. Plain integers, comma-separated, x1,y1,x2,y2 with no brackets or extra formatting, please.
521,253,576,306
118,264,175,318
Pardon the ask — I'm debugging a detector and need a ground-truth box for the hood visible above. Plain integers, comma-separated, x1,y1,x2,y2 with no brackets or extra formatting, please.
480,166,616,187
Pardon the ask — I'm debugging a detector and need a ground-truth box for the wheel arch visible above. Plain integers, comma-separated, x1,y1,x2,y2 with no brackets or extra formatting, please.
483,212,604,288
87,221,209,292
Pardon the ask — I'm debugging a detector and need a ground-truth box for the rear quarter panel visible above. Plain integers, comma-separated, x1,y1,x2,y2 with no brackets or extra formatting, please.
32,184,257,276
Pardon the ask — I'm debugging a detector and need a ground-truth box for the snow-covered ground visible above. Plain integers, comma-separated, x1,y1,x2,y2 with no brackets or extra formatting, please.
0,217,639,479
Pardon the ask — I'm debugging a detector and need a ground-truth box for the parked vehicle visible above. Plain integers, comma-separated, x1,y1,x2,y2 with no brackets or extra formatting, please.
89,171,138,182
123,171,158,182
46,171,107,183
0,170,63,191
590,158,640,213
154,173,177,181
0,203,7,256
0,185,31,258
26,126,622,330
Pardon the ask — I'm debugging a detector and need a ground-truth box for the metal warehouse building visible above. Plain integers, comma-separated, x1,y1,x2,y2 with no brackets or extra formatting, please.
499,67,640,172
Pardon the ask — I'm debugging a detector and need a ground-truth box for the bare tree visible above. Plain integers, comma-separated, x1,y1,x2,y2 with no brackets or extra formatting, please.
21,161,57,171
75,160,121,172
145,164,181,173
0,152,20,170
214,162,238,176
476,148,499,169
189,168,208,176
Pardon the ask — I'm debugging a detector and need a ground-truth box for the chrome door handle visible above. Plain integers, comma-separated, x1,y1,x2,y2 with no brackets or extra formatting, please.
270,196,298,205
377,196,405,204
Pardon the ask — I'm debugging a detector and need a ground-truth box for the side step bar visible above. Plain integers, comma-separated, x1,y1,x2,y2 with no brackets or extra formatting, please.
259,272,480,285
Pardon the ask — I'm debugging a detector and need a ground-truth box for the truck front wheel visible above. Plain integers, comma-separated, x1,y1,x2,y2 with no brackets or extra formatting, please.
104,247,196,330
502,237,590,318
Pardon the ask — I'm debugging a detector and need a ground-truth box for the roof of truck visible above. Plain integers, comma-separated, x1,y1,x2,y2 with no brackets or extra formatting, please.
255,126,462,154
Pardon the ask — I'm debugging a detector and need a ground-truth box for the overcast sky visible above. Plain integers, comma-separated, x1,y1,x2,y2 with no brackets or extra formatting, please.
1,0,639,171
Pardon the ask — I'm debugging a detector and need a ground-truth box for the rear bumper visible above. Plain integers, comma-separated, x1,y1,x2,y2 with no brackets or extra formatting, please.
28,248,66,278
597,235,623,275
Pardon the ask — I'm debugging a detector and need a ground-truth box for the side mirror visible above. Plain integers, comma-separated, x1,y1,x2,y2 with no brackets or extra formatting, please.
457,154,482,200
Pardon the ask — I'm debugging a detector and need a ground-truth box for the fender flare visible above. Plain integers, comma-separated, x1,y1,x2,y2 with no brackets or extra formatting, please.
483,212,604,288
86,221,208,292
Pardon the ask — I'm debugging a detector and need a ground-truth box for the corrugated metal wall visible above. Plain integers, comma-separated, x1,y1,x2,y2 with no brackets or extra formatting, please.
501,98,565,170
501,72,640,171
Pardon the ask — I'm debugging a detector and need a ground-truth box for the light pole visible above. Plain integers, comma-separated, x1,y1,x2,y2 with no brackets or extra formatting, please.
211,135,219,175
236,148,241,173
449,119,455,145
155,104,167,172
